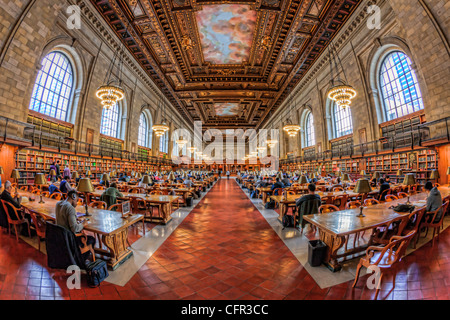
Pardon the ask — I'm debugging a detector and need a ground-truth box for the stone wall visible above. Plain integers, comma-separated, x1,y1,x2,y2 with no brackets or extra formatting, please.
267,0,450,157
0,0,193,157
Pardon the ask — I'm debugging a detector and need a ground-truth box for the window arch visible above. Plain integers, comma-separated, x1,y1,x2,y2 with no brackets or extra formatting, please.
100,104,120,138
159,130,169,154
334,102,353,138
29,51,74,121
379,51,424,121
138,114,148,147
305,112,315,147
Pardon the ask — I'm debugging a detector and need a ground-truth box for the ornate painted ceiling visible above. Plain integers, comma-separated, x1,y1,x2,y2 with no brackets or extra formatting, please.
89,0,362,129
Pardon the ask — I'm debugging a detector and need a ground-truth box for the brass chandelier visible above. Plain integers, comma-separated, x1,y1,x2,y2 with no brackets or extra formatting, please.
152,93,170,137
326,42,356,109
282,88,301,137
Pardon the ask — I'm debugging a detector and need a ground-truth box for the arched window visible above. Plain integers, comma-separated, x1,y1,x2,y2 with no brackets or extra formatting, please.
100,104,120,138
305,112,315,147
29,51,74,121
379,51,424,121
159,131,169,154
138,113,148,147
334,102,353,138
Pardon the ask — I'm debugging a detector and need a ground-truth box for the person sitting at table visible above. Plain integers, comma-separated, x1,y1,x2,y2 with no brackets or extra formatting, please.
59,176,72,194
385,175,391,185
378,178,391,201
271,178,285,195
184,177,194,188
370,177,377,188
424,181,443,220
118,173,128,182
55,190,95,247
49,182,61,195
0,180,22,228
100,183,124,209
282,174,291,187
295,183,322,229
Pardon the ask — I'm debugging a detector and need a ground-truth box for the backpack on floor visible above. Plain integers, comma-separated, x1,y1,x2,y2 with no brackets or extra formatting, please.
250,190,257,199
85,259,109,287
282,215,295,230
265,200,275,209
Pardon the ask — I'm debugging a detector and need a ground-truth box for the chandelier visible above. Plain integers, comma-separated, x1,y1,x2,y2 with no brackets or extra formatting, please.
96,85,124,109
152,93,170,137
326,42,357,109
266,139,278,148
187,146,196,153
176,136,188,148
282,88,301,137
257,146,266,152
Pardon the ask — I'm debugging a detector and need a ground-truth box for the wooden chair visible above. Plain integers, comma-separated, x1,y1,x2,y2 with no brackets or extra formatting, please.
401,208,427,249
385,195,398,202
95,186,105,191
319,205,339,214
0,200,31,243
364,199,380,206
130,197,147,215
108,203,123,213
345,201,361,210
49,193,63,200
332,187,344,192
88,201,107,209
419,201,450,248
41,191,50,198
333,194,349,211
129,188,141,194
371,215,409,246
352,231,416,299
27,209,47,252
378,189,391,202
31,188,41,195
320,196,334,205
397,192,409,199
19,186,28,191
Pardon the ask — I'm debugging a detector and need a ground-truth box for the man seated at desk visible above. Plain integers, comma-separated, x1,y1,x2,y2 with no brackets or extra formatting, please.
282,174,291,187
49,182,61,195
59,176,73,194
100,183,123,208
55,190,95,248
0,180,22,228
271,178,285,195
295,183,322,229
184,177,194,189
378,178,391,201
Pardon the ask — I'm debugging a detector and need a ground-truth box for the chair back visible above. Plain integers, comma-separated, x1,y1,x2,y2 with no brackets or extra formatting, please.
375,231,417,267
41,191,50,198
50,193,63,200
31,188,41,195
273,188,283,196
400,208,426,236
332,187,344,192
1,199,24,222
378,188,391,201
321,196,334,205
88,201,107,209
346,201,361,210
397,192,408,199
28,209,46,239
333,194,349,210
364,199,380,206
385,195,398,202
319,205,339,214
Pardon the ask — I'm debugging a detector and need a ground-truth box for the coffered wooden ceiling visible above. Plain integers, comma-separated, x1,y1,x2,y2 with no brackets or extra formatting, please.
90,0,362,129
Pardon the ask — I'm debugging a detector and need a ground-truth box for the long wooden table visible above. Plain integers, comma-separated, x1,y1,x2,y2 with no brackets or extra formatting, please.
19,191,144,270
303,187,450,272
90,191,180,225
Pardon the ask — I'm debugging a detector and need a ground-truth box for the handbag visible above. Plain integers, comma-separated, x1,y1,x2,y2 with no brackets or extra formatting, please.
85,259,109,287
390,204,415,213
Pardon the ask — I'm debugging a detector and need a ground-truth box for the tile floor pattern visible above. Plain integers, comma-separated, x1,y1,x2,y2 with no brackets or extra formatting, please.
0,178,450,300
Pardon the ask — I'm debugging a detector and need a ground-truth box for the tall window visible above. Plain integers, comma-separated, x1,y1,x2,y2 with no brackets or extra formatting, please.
305,112,315,147
379,51,424,121
138,113,148,147
29,51,74,121
334,102,353,138
159,131,169,153
100,104,120,138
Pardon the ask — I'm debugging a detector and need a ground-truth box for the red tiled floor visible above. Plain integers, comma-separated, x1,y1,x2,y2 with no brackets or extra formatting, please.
1,178,450,300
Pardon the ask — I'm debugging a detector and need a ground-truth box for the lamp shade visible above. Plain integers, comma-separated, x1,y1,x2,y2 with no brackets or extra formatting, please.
101,173,110,182
447,167,450,175
72,171,79,179
403,173,416,186
372,172,381,180
10,169,20,179
142,175,152,185
342,173,350,182
49,169,56,177
34,173,47,185
86,170,91,176
353,179,372,194
360,170,366,176
168,171,176,181
396,170,403,176
0,166,4,175
276,172,283,180
299,175,309,185
430,170,440,180
77,178,94,193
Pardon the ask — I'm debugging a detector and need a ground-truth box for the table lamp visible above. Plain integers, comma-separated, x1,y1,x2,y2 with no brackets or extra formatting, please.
353,179,372,217
372,171,380,183
430,169,440,187
34,173,47,204
299,175,308,185
360,170,366,178
77,178,94,216
0,166,4,175
10,169,20,188
168,171,175,182
101,173,110,183
342,173,351,193
276,172,283,180
403,173,416,205
86,170,91,178
72,171,79,180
